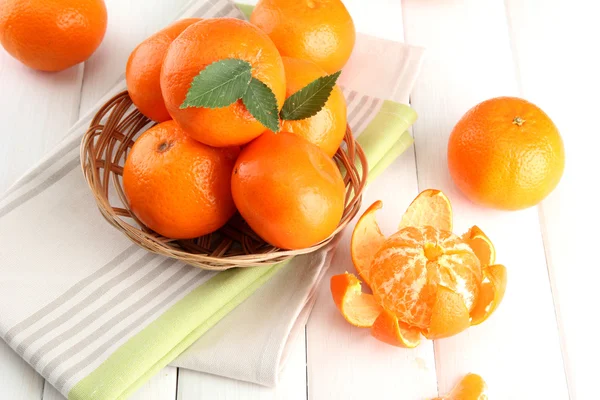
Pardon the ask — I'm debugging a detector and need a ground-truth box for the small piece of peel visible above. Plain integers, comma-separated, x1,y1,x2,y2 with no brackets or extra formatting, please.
399,189,453,232
462,226,496,265
350,201,385,285
470,264,507,325
331,273,382,327
371,309,421,348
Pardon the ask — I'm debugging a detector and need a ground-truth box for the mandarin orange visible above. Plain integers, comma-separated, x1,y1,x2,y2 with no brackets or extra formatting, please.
123,120,239,239
160,18,286,147
278,57,347,156
231,131,345,250
448,96,565,210
331,190,508,347
250,0,355,73
126,18,201,122
0,0,107,71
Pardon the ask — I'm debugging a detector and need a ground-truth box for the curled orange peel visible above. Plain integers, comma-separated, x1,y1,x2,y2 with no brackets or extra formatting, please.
330,273,382,328
350,200,385,285
371,309,421,348
462,225,496,266
470,264,507,325
425,285,471,340
399,189,453,232
432,373,488,400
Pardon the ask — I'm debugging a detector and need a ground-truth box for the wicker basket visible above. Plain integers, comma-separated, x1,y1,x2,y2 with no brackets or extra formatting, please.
81,91,368,270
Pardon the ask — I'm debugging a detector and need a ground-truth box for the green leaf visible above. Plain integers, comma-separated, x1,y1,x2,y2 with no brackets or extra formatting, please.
280,71,342,121
180,58,252,109
242,78,280,132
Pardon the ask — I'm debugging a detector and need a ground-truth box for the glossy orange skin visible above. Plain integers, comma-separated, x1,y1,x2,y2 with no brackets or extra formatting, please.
250,0,355,74
231,131,346,250
126,18,200,122
123,120,239,239
278,57,347,156
160,18,286,147
448,97,565,210
0,0,107,71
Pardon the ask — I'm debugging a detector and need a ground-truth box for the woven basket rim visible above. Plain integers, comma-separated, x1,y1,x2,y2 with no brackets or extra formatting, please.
80,91,368,270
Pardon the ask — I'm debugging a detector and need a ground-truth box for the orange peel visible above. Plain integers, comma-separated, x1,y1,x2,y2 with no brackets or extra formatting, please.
462,225,496,265
350,201,385,284
330,273,382,327
433,373,488,400
470,264,507,325
399,189,452,232
371,309,421,348
425,285,471,339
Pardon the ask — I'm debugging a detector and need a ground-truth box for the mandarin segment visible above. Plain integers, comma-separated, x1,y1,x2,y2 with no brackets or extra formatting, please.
433,373,488,400
462,225,496,266
399,189,453,232
371,309,421,348
350,201,386,284
330,273,382,328
426,285,471,339
470,264,507,325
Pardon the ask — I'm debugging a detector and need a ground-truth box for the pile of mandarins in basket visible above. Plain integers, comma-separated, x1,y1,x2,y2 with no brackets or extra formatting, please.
122,0,356,250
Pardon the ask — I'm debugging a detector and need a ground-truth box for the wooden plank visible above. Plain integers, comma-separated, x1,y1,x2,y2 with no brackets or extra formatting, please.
177,330,307,400
0,51,82,194
505,1,599,399
306,1,439,398
0,340,44,400
402,0,569,398
0,7,83,400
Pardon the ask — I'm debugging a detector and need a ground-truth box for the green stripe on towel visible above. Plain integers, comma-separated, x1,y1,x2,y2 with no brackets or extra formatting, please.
69,263,285,400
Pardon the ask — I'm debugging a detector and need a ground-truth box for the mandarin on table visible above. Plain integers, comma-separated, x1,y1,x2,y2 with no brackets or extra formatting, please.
160,18,286,147
123,120,239,240
448,96,565,210
231,131,345,250
250,0,356,74
126,18,201,122
331,190,508,347
0,0,107,71
277,57,347,156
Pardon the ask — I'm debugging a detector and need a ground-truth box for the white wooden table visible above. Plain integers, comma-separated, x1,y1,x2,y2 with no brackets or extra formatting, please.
1,0,597,399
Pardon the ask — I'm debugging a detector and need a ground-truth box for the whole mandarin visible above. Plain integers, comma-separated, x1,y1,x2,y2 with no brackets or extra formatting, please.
250,0,355,74
123,120,239,239
231,131,345,249
0,0,107,71
448,96,565,210
126,18,201,122
160,18,286,147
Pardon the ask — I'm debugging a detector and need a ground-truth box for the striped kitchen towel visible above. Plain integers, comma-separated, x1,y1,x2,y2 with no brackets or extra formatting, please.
0,1,424,399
